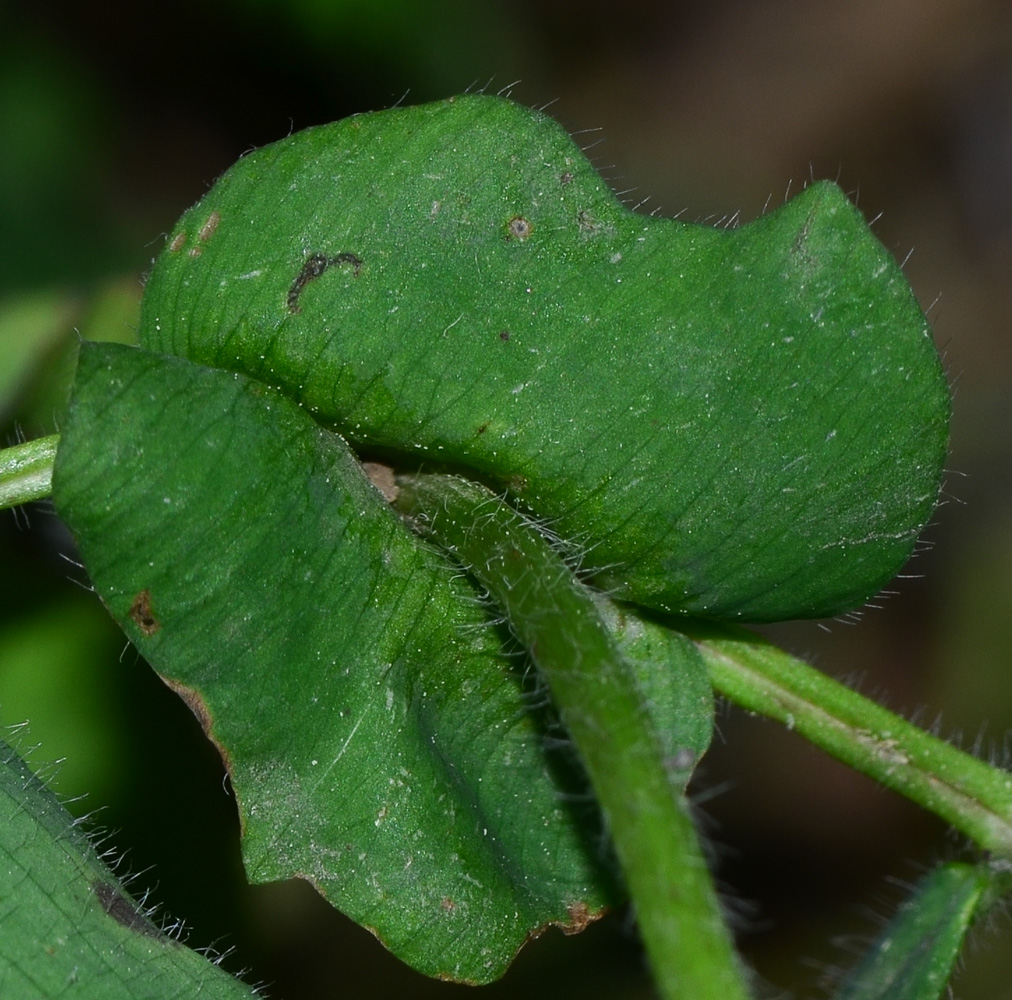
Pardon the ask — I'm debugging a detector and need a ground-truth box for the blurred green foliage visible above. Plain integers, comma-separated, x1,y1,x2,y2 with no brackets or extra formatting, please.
0,596,125,802
0,31,122,292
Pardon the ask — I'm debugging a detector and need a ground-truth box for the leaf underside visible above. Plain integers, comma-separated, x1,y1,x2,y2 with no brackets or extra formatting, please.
141,94,949,622
53,341,712,983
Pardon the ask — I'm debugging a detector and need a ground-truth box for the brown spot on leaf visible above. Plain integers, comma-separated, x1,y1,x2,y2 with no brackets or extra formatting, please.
498,329,511,341
522,900,606,951
168,231,186,253
560,171,574,185
505,474,528,492
187,246,202,258
476,423,488,435
506,216,532,241
198,210,220,242
129,590,160,636
559,901,598,935
440,897,456,913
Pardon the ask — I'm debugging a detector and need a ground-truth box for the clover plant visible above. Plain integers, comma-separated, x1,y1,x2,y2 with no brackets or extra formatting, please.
2,95,1009,1000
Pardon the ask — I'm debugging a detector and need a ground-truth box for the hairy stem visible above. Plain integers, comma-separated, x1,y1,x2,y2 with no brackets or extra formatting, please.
0,434,58,510
685,622,1012,859
394,473,752,1000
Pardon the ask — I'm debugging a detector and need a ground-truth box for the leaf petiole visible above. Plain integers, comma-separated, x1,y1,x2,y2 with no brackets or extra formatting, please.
687,622,1012,859
0,434,59,511
394,472,753,1000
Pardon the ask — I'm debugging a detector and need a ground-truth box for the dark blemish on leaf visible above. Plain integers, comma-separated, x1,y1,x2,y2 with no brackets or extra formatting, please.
506,216,532,241
506,474,529,492
92,881,161,938
198,210,220,242
533,900,605,942
332,252,363,273
129,590,160,636
441,897,456,913
168,231,186,253
287,251,363,313
498,329,511,341
560,171,574,185
476,423,488,435
287,253,329,311
187,246,202,258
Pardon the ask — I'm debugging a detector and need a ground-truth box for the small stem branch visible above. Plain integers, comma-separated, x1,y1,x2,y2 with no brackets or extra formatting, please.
0,434,59,511
394,473,752,1000
686,622,1012,858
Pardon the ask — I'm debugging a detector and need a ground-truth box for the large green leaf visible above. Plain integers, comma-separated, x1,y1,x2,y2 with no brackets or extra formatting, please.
0,738,255,999
52,341,712,983
139,94,948,622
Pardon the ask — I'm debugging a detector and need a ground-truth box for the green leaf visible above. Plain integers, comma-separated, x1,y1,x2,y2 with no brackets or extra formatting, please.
139,94,949,623
0,738,256,999
52,341,713,983
834,862,991,1000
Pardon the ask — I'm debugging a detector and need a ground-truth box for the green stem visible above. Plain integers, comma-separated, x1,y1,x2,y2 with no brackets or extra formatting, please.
394,473,752,1000
685,622,1012,859
0,434,59,510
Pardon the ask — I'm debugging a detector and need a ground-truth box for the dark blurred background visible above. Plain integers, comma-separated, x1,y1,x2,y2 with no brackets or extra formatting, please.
2,0,1011,997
